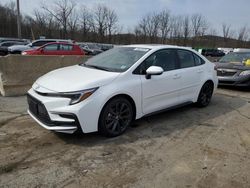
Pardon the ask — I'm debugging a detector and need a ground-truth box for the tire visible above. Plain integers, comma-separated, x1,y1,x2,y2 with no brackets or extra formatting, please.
196,82,214,107
98,97,134,137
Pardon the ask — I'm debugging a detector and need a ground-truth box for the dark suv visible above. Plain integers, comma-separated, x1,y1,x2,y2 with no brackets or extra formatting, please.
202,49,225,57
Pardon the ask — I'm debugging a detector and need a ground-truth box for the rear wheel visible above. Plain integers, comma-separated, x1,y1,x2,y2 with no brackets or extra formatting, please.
99,97,134,137
196,82,214,107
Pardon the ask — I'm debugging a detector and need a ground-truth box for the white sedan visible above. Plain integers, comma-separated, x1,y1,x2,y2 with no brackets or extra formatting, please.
27,45,218,137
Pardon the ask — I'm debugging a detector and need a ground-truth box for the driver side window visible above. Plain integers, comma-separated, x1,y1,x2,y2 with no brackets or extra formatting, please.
134,49,177,74
44,44,59,51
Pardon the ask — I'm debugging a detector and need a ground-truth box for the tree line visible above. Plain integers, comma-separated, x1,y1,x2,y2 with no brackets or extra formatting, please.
0,0,249,48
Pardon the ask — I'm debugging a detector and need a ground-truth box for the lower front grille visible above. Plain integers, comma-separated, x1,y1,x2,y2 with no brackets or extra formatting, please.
217,69,237,77
27,94,52,125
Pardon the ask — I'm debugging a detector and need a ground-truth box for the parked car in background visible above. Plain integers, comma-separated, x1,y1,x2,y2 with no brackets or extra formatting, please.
0,37,29,43
8,39,73,54
233,48,250,53
201,49,225,57
216,52,250,88
218,48,233,54
79,42,103,55
27,45,217,137
0,41,29,56
22,42,84,56
97,43,114,51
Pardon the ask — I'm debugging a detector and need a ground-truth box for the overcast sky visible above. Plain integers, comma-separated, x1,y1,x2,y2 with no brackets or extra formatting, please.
1,0,249,35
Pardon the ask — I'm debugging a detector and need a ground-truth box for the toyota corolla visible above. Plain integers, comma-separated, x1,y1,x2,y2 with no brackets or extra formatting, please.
27,45,218,137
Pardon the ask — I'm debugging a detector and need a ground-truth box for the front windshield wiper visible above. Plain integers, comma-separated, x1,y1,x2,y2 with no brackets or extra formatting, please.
82,64,111,71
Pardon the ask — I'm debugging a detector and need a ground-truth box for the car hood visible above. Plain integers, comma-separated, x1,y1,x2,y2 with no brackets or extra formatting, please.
215,62,250,70
35,65,120,93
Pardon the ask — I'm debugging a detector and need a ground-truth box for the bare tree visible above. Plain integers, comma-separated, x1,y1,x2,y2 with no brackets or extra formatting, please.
222,23,232,39
42,0,76,38
238,26,248,41
137,13,160,43
182,15,190,45
33,10,58,38
68,10,79,39
107,8,118,43
94,4,109,42
191,14,208,37
170,15,183,41
80,6,94,41
158,10,171,44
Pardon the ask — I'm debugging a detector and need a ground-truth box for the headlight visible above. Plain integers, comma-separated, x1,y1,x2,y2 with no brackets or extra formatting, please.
40,87,99,105
63,88,99,105
22,51,27,55
239,70,250,76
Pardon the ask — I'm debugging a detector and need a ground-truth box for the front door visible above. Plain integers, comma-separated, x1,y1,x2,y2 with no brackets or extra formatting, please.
139,49,183,114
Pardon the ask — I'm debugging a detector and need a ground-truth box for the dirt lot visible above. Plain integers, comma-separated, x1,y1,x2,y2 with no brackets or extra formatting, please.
0,88,250,188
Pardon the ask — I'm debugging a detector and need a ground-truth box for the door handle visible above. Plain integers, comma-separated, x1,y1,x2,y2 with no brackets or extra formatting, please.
197,69,204,73
173,74,181,79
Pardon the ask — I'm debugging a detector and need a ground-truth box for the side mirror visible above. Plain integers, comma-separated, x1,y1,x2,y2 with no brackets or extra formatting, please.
145,66,164,79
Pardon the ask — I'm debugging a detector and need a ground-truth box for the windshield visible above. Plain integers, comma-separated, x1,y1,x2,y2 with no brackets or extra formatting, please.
219,52,250,63
82,47,150,72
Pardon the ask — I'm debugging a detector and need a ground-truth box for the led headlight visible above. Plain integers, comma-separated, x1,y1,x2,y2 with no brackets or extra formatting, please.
41,87,99,105
239,70,250,76
64,88,99,105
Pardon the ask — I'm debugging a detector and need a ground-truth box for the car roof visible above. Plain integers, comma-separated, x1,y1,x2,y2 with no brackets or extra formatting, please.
122,44,193,51
43,42,74,45
32,39,73,42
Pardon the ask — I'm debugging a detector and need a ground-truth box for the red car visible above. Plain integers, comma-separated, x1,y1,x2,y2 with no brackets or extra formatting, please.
22,42,85,56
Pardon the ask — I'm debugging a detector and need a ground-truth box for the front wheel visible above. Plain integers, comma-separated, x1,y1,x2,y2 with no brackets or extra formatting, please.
98,97,134,137
196,82,214,107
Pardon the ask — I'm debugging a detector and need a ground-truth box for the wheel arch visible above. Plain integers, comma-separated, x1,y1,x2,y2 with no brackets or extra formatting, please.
97,93,137,134
99,93,137,123
203,79,215,90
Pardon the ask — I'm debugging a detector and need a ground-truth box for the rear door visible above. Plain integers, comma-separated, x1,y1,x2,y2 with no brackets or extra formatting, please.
176,50,205,102
59,44,74,55
137,49,183,114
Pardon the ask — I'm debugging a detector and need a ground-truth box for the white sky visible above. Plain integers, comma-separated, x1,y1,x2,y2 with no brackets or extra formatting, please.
1,0,249,35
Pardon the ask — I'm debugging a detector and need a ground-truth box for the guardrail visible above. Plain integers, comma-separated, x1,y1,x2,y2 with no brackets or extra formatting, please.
0,55,89,96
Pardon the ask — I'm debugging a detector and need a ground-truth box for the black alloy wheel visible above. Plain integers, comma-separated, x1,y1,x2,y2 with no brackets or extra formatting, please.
197,82,214,107
99,97,133,137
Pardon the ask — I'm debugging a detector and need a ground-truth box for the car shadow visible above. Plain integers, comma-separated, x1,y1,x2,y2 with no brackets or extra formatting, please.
55,93,247,147
218,85,250,92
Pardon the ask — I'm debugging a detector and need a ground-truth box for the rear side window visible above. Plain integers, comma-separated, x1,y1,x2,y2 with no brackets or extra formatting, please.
60,44,73,51
193,54,205,66
177,50,196,68
2,42,13,47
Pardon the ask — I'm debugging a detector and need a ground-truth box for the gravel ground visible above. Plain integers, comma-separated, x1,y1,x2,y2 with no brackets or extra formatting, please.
0,88,250,188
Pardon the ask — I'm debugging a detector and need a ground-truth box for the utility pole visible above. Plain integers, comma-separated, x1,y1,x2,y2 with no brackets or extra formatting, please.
16,0,22,38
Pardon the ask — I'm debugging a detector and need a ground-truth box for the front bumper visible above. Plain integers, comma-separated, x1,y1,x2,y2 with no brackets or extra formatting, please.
218,75,250,87
27,87,103,134
27,93,80,133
